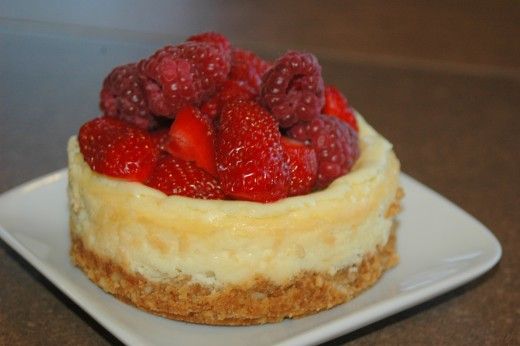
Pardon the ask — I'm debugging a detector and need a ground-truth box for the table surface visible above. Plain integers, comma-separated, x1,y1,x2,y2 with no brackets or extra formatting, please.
1,1,519,345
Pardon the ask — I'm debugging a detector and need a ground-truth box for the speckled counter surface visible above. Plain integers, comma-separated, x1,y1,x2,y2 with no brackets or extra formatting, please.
1,1,519,345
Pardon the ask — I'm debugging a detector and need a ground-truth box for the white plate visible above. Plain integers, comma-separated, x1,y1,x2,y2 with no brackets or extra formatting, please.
0,170,501,346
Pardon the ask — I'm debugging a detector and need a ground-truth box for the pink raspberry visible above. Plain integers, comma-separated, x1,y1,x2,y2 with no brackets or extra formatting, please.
229,48,271,95
139,41,231,118
287,114,359,189
99,63,157,130
187,32,232,55
261,51,324,128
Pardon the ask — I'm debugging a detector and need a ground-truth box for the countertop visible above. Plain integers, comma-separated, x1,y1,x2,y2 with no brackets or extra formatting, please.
1,1,519,345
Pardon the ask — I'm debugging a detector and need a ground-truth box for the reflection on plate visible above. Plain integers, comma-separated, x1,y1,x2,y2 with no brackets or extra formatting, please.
0,170,501,346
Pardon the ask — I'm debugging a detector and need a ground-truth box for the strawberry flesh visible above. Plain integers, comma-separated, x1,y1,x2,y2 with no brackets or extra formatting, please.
166,106,217,175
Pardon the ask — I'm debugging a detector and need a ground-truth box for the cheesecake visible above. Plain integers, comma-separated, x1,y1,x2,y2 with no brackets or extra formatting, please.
68,113,402,325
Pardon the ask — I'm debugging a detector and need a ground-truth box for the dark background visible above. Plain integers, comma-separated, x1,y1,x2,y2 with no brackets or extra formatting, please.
1,1,519,344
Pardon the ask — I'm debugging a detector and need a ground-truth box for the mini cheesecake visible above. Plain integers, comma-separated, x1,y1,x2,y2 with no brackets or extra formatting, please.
68,113,402,325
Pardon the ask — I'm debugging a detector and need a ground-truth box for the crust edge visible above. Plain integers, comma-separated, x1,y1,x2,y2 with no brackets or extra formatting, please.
70,226,399,325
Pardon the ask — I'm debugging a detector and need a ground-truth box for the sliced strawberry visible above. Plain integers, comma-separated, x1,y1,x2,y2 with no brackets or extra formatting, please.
323,85,358,132
166,106,217,175
281,137,318,196
146,155,224,199
216,99,288,202
78,117,159,182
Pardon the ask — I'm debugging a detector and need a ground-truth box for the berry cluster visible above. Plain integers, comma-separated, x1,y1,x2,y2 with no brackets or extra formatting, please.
79,32,359,203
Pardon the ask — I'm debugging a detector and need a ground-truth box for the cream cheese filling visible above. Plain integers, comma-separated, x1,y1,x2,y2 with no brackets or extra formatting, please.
68,114,401,287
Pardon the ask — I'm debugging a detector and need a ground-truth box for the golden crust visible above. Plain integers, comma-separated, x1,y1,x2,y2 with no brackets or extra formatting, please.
70,225,399,325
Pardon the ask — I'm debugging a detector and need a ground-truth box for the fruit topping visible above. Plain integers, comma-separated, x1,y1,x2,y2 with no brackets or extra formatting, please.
323,85,358,131
200,80,255,119
150,128,170,152
229,48,271,95
138,41,231,118
216,99,288,202
165,105,217,175
281,137,318,196
287,114,359,189
187,32,232,55
84,32,362,201
78,117,159,182
261,51,325,128
100,63,157,130
146,155,224,199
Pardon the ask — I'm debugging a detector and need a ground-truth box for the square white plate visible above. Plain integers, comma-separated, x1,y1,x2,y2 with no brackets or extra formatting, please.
0,170,501,346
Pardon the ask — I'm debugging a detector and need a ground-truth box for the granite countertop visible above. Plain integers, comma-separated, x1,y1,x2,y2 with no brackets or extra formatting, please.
1,1,518,345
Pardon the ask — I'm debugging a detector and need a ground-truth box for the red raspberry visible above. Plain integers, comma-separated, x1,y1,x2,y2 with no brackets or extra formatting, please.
281,137,318,196
323,85,359,132
146,155,224,199
100,63,157,130
229,48,271,95
216,99,288,202
261,51,324,128
78,117,159,182
187,32,232,55
287,114,359,189
166,106,217,175
200,80,255,119
139,41,231,118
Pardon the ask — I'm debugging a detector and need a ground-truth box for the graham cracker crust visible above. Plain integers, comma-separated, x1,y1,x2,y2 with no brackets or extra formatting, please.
70,233,398,326
70,188,403,325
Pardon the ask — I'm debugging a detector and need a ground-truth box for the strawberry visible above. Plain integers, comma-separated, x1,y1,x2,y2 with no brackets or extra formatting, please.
150,128,170,152
216,99,288,202
323,85,358,132
166,106,216,175
281,137,318,196
78,117,159,182
146,155,224,199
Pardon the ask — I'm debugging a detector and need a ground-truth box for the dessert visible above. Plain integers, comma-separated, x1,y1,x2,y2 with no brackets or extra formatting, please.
68,32,403,325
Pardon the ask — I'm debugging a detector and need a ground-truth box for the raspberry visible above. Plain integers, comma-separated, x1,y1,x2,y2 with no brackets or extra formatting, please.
229,48,271,95
146,155,224,199
216,99,288,202
281,137,318,196
287,114,359,189
187,32,232,55
100,63,157,130
261,51,324,128
78,117,159,182
323,85,359,131
139,41,231,118
200,80,255,119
